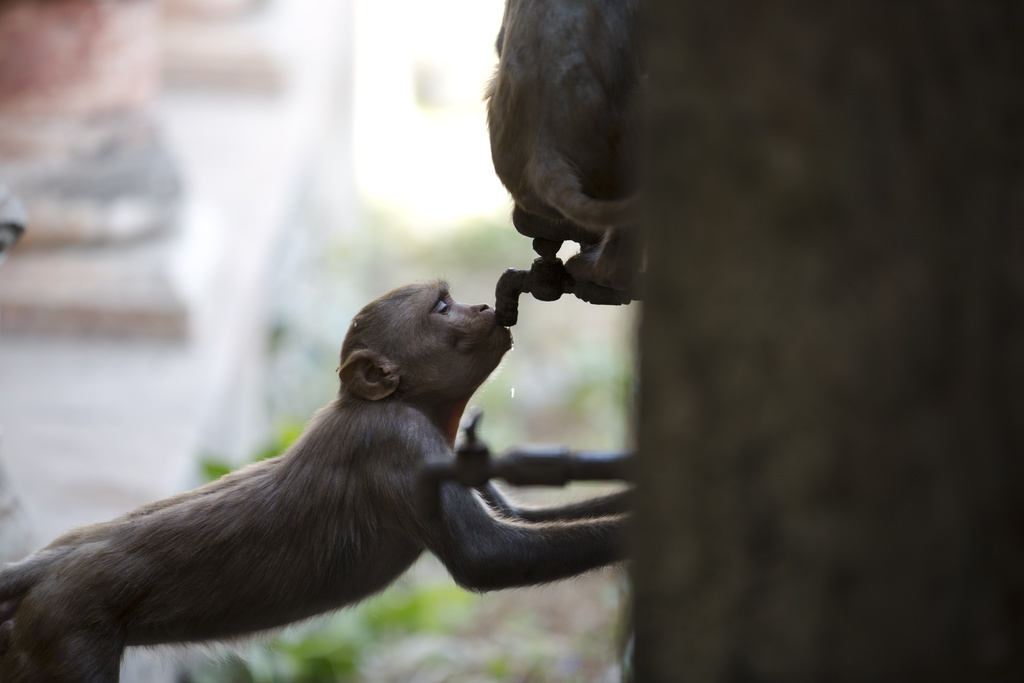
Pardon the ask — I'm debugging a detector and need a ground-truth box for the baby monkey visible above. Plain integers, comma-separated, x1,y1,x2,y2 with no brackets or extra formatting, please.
0,282,629,682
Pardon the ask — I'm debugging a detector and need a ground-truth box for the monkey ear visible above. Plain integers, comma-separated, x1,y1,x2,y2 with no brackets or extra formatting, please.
339,349,400,401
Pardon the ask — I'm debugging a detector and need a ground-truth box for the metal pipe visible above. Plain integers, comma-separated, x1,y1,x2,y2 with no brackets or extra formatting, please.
416,412,633,517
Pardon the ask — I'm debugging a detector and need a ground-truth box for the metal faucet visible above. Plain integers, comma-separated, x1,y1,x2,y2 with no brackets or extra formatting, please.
493,238,640,327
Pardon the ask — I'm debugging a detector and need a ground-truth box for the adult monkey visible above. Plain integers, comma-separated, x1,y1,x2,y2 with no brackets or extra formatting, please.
487,0,643,292
0,282,630,682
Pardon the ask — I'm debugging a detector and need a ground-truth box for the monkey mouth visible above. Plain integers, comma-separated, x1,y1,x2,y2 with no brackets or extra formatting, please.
493,321,513,350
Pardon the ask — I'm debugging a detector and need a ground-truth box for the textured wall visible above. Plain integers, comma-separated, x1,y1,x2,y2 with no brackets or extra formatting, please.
634,2,1024,680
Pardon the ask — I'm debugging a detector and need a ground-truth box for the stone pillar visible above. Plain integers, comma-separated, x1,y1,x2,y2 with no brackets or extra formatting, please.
165,0,257,21
0,188,25,259
0,0,179,248
162,0,286,94
633,2,1024,680
0,0,186,337
0,188,31,564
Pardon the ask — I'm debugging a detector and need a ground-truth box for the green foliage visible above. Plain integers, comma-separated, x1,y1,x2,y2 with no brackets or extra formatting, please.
199,460,234,482
198,420,306,483
407,216,532,270
191,580,478,683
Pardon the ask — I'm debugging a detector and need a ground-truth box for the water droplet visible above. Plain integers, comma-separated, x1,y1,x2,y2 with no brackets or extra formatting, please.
510,387,515,399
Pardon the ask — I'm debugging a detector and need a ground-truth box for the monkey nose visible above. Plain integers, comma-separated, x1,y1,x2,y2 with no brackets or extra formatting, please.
473,303,491,313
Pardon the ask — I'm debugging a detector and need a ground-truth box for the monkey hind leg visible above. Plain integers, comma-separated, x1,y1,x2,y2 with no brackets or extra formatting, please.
565,227,640,292
1,613,124,683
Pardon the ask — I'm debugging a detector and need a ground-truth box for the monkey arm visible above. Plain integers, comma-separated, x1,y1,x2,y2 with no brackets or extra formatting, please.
420,483,629,591
475,482,633,522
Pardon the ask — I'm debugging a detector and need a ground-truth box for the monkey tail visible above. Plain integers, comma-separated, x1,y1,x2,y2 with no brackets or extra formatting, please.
531,152,637,234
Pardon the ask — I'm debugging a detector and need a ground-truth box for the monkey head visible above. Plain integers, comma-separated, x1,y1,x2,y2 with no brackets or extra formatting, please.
338,281,512,404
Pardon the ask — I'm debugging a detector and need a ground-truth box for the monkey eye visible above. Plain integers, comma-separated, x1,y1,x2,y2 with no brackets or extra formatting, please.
433,297,451,315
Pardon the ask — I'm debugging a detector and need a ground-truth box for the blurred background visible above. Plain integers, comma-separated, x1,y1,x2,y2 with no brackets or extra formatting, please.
0,0,635,680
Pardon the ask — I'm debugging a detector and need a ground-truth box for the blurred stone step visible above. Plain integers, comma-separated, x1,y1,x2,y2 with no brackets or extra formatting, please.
0,200,227,339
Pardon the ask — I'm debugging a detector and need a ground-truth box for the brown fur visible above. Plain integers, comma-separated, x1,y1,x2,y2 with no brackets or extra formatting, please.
486,0,643,290
0,282,630,682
